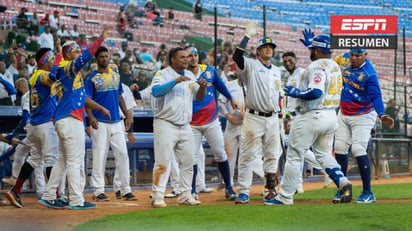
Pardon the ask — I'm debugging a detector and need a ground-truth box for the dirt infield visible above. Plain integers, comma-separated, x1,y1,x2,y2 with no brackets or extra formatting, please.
0,175,411,231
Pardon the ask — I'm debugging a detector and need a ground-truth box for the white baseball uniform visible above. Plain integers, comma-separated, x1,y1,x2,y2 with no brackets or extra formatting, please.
151,66,199,201
113,83,137,194
237,57,282,196
277,58,350,204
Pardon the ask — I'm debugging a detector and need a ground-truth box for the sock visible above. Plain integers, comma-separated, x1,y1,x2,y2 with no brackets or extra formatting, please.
217,160,232,191
356,155,371,193
335,153,348,176
191,165,198,194
45,166,52,180
13,162,34,195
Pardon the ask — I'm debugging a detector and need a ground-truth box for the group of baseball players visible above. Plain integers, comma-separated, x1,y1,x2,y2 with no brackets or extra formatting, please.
1,21,395,209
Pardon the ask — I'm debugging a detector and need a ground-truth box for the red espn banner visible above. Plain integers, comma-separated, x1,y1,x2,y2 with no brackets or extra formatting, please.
330,15,398,34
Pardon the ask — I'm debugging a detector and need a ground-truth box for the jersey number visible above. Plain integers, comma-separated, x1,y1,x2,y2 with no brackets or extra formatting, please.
327,75,342,95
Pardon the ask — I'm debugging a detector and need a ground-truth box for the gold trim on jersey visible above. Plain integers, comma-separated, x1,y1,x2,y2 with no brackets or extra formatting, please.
323,99,340,106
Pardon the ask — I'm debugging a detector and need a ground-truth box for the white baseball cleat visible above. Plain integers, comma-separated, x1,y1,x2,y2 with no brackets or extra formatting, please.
151,199,167,208
177,196,201,206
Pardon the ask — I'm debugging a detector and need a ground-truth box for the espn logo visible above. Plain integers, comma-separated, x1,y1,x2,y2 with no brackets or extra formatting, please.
331,15,397,34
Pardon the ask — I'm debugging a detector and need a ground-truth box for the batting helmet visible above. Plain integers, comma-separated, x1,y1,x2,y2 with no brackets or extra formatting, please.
308,34,331,54
256,36,277,50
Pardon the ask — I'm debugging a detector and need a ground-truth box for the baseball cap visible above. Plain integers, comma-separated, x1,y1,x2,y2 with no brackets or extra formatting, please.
121,41,128,46
54,10,59,14
186,46,198,54
350,48,367,54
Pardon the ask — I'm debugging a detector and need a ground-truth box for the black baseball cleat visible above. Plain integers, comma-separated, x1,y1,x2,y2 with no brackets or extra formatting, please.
339,184,352,203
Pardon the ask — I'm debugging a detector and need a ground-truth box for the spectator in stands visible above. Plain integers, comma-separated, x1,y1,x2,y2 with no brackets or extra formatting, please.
70,24,80,40
76,33,89,52
165,8,175,22
133,68,150,91
16,7,29,32
29,12,40,36
140,47,154,63
117,41,128,59
193,0,203,21
37,25,54,50
26,54,36,76
112,52,121,67
152,11,164,27
133,48,143,64
0,62,17,105
120,49,134,66
49,10,60,30
119,61,133,86
247,46,256,59
57,24,70,39
156,43,167,61
117,18,133,41
144,0,157,13
153,50,167,73
382,99,400,134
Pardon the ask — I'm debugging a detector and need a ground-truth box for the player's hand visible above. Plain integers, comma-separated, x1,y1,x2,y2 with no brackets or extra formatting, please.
283,86,300,98
226,113,243,125
100,107,111,120
381,114,394,128
85,126,91,137
197,78,208,88
127,132,136,144
230,99,238,111
101,26,111,40
245,21,258,38
176,75,191,83
89,116,99,130
299,28,314,47
130,83,139,91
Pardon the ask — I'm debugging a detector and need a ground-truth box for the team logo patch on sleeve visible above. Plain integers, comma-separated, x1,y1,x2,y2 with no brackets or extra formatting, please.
358,73,365,81
314,75,322,83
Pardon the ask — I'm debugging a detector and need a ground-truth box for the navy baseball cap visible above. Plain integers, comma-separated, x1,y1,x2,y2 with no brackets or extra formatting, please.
121,41,128,46
350,48,366,54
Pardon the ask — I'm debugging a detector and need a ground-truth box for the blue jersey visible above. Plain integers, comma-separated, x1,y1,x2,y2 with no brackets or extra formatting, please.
85,68,123,123
191,64,232,126
340,59,384,116
51,37,103,122
29,69,57,125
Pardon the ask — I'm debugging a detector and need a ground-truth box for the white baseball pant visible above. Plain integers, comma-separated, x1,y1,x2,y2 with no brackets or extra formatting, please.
238,112,281,195
42,117,86,206
91,122,131,196
152,118,194,200
277,110,350,204
334,111,377,157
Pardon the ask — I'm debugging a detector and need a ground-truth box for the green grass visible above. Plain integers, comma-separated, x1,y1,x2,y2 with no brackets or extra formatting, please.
74,183,412,231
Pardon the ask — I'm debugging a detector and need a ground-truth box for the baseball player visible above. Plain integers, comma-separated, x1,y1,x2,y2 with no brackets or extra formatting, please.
186,46,237,200
150,47,207,208
334,48,394,203
217,72,244,186
265,34,352,205
232,22,282,204
85,46,137,202
39,28,110,210
5,76,53,208
281,51,333,191
112,82,138,199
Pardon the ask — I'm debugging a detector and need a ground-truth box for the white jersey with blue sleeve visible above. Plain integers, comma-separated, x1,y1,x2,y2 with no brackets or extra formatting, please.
296,58,342,113
151,66,199,125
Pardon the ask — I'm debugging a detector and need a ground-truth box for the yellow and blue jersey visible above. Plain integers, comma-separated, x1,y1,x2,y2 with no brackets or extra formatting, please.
85,68,123,123
29,69,57,125
191,64,232,126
